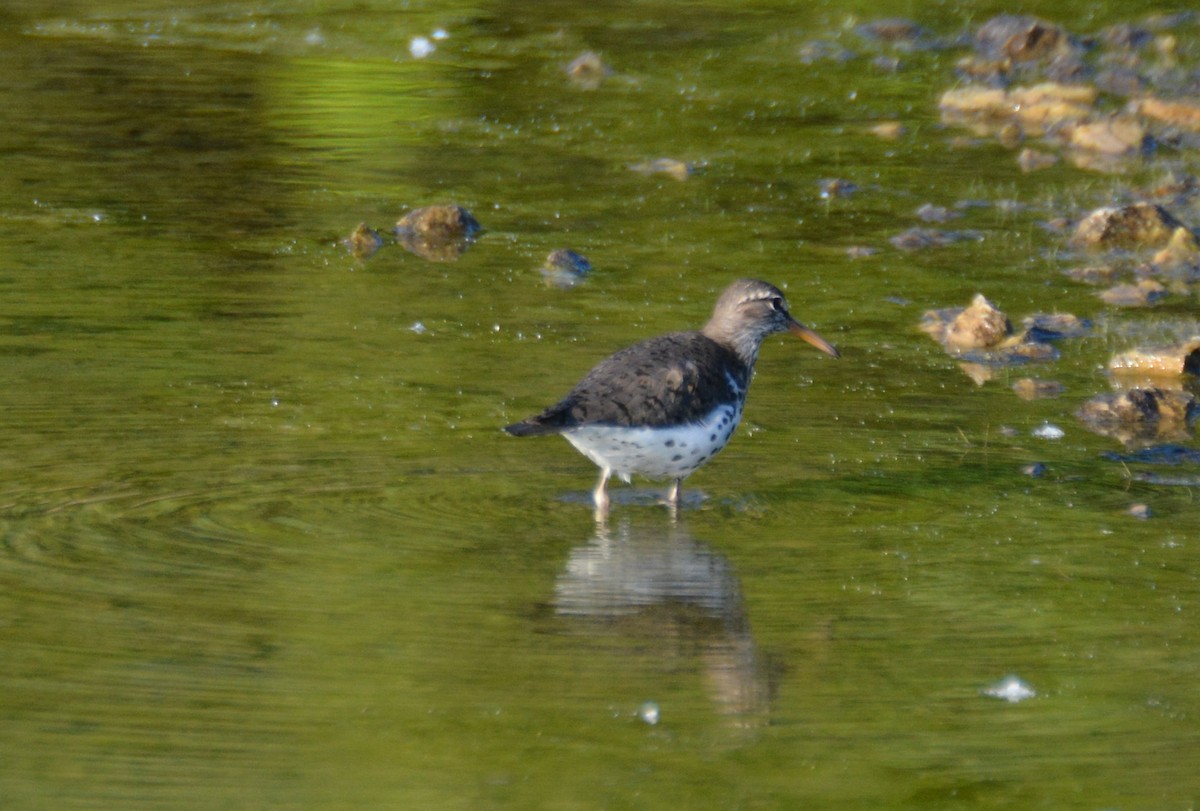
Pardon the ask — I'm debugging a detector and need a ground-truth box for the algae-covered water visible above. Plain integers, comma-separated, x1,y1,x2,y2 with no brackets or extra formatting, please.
2,2,1200,808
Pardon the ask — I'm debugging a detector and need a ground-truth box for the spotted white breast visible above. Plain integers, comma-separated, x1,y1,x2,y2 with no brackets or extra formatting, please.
563,401,743,483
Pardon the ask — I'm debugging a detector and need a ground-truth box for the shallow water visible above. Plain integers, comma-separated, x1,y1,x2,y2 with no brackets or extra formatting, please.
3,2,1200,809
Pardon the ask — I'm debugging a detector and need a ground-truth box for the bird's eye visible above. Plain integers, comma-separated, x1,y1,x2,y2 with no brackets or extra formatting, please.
769,296,785,312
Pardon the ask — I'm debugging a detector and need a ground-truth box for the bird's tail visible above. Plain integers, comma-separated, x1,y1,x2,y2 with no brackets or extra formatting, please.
503,420,561,437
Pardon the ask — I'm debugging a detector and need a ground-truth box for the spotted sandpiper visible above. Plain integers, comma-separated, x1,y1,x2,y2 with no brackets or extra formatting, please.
504,279,839,515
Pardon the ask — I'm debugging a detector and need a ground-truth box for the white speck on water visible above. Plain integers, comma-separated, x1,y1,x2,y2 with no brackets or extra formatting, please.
638,702,660,725
982,675,1036,703
432,28,448,40
409,321,427,334
410,36,435,58
1032,423,1064,440
304,28,324,46
492,323,501,333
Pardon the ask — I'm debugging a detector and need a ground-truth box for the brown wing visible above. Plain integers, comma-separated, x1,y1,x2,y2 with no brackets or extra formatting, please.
505,332,746,435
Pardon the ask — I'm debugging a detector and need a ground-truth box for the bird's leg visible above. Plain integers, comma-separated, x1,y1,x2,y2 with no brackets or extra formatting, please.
592,467,612,520
663,479,683,521
666,478,682,505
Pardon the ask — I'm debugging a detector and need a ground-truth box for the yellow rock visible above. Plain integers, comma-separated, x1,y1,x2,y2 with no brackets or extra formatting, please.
1009,83,1095,130
1072,202,1184,249
869,121,906,140
1067,117,1146,154
1152,227,1200,269
1109,337,1200,377
944,293,1012,351
1013,378,1065,400
1010,82,1097,106
940,83,1094,135
1098,279,1168,307
939,86,1009,118
1136,96,1200,132
630,158,692,181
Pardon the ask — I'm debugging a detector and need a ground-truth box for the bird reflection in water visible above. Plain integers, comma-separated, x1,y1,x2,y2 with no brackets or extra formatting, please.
552,516,772,726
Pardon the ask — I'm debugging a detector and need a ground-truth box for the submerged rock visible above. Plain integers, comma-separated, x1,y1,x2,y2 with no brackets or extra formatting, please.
1099,23,1153,50
938,18,1200,175
975,14,1071,62
397,204,482,240
1098,279,1167,307
1022,312,1091,341
1135,96,1200,133
797,39,854,65
566,51,611,90
1008,341,1058,362
1013,378,1065,400
1127,503,1152,519
1062,264,1119,285
344,222,385,259
871,55,903,73
855,18,926,46
630,158,692,181
1018,147,1060,172
939,82,1096,139
1145,172,1200,207
955,361,999,385
1066,116,1149,155
1071,202,1186,249
939,86,1009,120
819,178,858,199
1152,227,1200,271
395,205,482,262
1076,387,1199,445
1008,83,1096,129
541,248,592,289
889,227,980,250
1108,338,1200,378
996,121,1024,148
1102,444,1200,467
915,203,960,223
869,121,907,140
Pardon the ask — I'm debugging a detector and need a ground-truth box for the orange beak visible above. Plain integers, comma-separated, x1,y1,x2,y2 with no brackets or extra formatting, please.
788,320,840,358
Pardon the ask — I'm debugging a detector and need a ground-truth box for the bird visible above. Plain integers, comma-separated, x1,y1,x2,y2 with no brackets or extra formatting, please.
504,279,839,516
